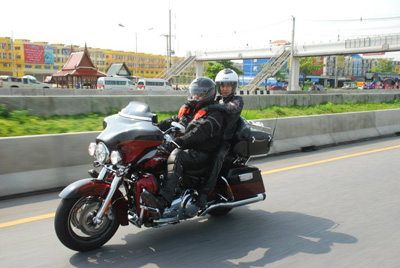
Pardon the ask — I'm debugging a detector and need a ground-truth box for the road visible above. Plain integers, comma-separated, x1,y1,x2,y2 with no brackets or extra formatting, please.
1,137,400,268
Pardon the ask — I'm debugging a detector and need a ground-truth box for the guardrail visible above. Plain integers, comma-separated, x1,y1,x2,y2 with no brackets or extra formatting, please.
1,109,399,198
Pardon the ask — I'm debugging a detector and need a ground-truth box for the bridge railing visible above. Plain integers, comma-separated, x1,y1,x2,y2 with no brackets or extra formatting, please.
345,34,400,49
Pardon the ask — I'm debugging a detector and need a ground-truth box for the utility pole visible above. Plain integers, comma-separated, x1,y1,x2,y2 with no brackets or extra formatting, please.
135,32,138,82
288,16,296,91
168,8,172,72
334,56,338,88
162,8,174,75
11,31,15,76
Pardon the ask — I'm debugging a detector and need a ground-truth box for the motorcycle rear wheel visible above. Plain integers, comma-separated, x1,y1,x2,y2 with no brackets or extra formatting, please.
54,196,120,252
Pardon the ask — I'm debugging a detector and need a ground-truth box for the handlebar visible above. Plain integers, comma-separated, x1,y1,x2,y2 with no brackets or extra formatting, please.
164,133,181,149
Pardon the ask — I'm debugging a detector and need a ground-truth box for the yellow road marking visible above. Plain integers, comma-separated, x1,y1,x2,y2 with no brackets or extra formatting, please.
0,213,55,228
1,144,400,229
262,145,400,175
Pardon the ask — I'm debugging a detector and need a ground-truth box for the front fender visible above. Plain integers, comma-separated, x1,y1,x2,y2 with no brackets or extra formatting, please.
59,178,129,226
59,179,109,199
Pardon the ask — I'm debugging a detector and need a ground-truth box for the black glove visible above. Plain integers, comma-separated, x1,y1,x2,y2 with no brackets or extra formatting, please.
157,141,176,154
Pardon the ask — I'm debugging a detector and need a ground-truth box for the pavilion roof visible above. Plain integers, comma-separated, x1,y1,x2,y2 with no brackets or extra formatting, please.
52,45,106,78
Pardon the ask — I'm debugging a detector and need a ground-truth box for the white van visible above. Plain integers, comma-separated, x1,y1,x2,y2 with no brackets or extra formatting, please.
137,78,173,91
97,77,136,90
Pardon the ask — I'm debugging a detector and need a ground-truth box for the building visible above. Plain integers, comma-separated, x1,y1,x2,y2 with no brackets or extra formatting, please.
52,45,106,89
240,58,288,87
0,36,195,83
0,37,14,76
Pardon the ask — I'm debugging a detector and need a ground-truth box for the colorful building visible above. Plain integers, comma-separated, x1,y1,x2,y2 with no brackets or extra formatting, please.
240,58,289,87
0,36,195,82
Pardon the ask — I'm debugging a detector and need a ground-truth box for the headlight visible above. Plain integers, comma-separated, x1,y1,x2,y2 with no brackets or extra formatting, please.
110,151,122,165
88,142,96,156
94,142,110,164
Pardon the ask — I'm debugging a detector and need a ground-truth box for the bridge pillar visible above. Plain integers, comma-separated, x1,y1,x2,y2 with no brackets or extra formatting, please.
288,57,300,91
195,61,204,78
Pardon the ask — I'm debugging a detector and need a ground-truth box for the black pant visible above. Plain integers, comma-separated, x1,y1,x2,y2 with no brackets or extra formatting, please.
159,148,209,204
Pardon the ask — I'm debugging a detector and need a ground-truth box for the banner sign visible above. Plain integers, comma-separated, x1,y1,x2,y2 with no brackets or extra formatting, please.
44,46,54,64
24,44,44,64
362,52,385,56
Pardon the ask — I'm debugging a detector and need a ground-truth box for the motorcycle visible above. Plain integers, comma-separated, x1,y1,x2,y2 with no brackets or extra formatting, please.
54,101,273,252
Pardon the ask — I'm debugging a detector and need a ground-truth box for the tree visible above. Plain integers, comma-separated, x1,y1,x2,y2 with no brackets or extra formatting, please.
271,69,287,83
299,57,324,89
371,59,393,73
204,60,243,81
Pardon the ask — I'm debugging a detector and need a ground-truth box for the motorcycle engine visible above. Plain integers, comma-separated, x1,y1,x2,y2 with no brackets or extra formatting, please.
182,192,200,218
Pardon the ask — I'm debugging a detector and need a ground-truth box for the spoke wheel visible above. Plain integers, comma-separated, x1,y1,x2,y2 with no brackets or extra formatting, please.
54,196,120,252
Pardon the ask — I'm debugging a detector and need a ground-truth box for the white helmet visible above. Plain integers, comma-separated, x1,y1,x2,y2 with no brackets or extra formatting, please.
215,69,238,96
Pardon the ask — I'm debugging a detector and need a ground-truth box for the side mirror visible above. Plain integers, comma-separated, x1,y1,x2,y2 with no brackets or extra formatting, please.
152,114,158,124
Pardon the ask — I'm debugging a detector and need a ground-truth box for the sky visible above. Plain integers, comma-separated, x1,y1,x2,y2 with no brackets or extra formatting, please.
1,0,400,58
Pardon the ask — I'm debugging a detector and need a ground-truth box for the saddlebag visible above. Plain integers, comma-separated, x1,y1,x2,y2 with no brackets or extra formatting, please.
232,128,273,158
226,166,265,201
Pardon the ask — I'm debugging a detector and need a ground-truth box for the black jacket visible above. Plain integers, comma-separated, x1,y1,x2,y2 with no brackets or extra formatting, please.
174,108,224,154
157,103,224,154
208,95,244,140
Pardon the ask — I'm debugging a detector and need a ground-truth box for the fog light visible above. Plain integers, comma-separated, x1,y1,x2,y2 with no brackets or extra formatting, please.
110,151,122,165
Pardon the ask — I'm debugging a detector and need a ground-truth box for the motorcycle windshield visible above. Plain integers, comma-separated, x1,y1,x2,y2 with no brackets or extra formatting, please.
119,101,155,121
97,101,163,154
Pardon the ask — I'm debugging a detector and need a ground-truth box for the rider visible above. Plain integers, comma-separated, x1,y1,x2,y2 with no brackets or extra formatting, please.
141,77,224,218
209,69,244,141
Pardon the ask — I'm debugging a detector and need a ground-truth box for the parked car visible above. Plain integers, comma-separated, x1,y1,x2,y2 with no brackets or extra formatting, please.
0,75,50,89
308,84,326,91
269,86,286,90
342,82,358,89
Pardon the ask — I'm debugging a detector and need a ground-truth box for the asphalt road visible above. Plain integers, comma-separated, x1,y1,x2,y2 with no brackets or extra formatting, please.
1,136,400,268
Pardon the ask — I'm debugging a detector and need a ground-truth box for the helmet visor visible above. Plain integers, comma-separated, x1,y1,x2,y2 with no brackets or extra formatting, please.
189,87,208,100
220,82,234,86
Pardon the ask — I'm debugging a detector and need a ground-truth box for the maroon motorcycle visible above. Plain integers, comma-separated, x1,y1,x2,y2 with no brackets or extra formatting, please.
54,101,273,252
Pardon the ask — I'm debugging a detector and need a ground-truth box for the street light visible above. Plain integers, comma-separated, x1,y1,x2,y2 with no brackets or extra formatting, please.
118,24,153,82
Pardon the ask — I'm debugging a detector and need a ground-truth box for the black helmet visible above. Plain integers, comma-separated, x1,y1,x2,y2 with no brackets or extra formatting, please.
188,77,216,108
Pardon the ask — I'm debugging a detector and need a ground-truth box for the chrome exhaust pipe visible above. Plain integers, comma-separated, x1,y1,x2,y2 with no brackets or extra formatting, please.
199,193,266,216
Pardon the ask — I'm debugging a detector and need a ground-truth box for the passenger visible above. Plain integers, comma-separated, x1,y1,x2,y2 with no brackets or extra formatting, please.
141,77,224,218
209,69,244,141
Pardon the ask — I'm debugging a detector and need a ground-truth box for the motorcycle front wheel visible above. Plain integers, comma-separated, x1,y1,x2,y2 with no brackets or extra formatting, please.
54,196,120,252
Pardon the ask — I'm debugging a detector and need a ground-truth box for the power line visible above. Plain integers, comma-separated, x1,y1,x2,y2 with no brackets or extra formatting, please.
304,15,400,22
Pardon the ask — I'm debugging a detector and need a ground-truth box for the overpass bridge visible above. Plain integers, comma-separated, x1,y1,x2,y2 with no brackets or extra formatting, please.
167,34,400,92
194,34,400,60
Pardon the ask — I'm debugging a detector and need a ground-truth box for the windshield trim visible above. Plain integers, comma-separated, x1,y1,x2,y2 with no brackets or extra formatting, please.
118,112,152,121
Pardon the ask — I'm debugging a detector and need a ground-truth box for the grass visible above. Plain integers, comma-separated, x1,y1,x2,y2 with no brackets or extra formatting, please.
1,101,400,137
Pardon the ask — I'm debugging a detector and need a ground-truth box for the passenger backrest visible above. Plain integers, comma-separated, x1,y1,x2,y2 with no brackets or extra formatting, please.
234,117,251,141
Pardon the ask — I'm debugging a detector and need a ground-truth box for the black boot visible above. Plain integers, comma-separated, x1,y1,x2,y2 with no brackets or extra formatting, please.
140,191,167,220
196,192,208,209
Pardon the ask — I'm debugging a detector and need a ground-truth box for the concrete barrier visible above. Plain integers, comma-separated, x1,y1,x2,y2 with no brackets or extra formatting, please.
1,92,400,116
1,109,400,198
0,87,188,96
258,109,400,154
